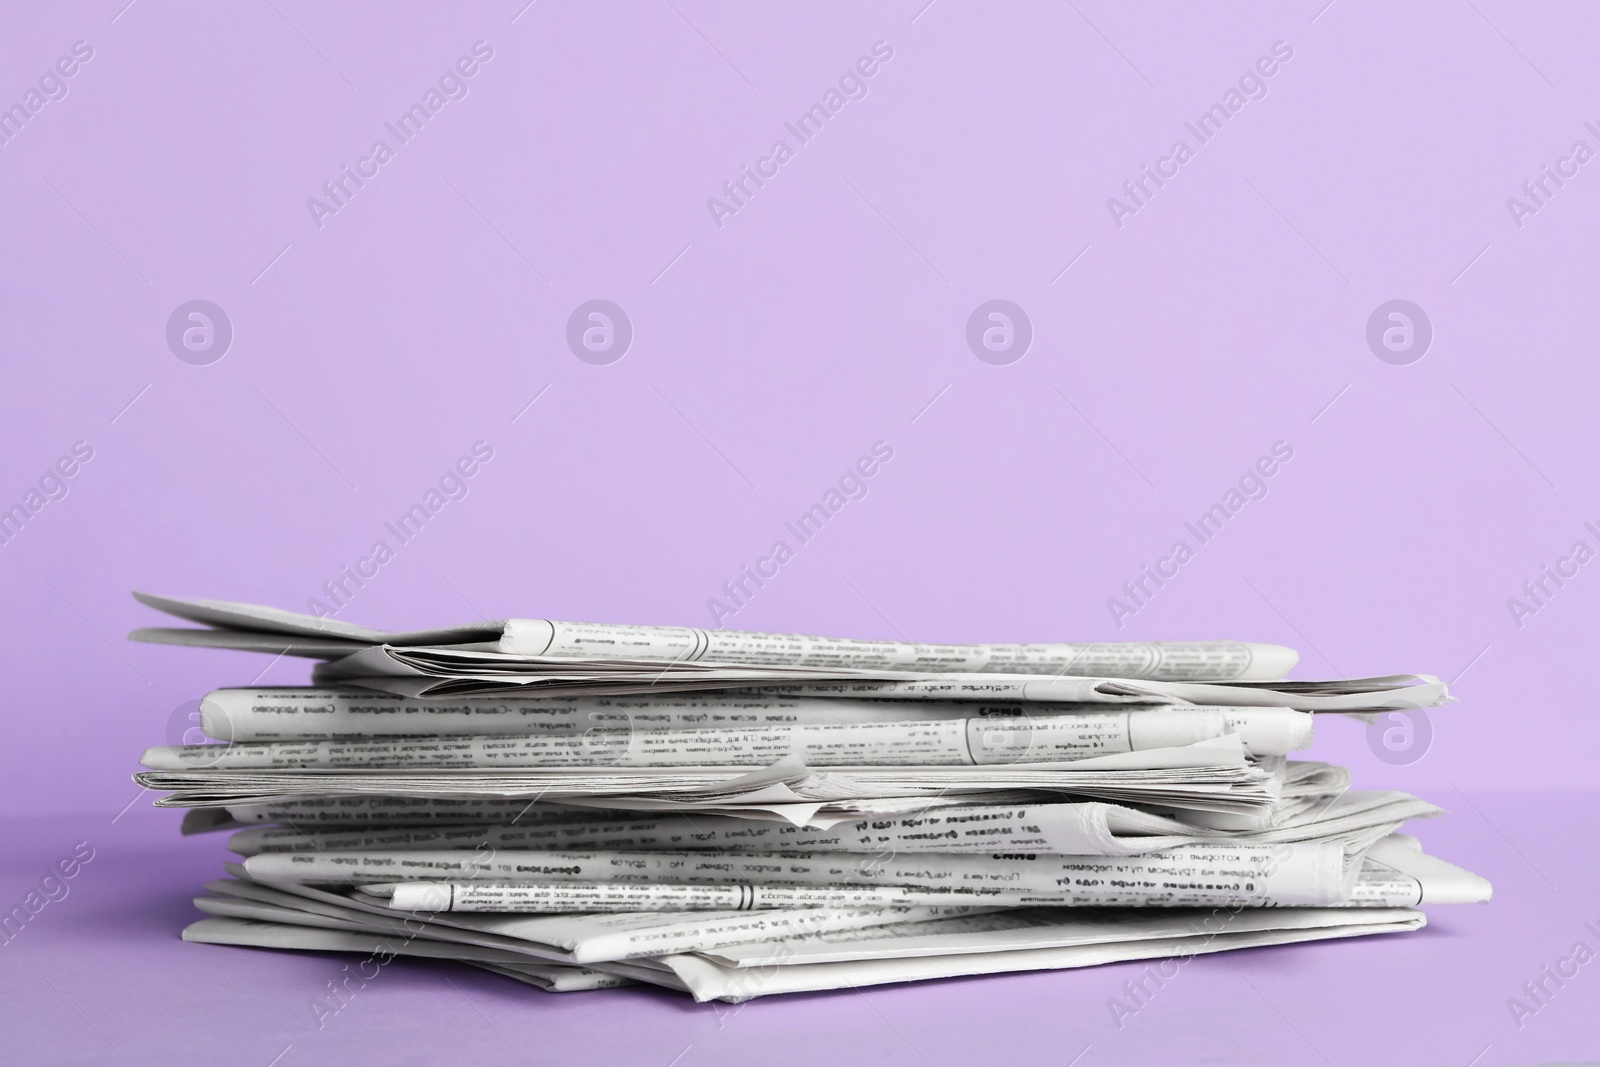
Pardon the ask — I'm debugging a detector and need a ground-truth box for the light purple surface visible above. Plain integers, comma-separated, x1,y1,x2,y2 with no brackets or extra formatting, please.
2,1,1596,1063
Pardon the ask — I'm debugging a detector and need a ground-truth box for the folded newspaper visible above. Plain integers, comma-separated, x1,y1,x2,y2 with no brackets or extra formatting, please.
129,593,1486,1001
131,592,1443,709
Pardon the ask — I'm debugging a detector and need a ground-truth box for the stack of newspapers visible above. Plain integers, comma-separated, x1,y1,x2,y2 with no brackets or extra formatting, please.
130,592,1489,1002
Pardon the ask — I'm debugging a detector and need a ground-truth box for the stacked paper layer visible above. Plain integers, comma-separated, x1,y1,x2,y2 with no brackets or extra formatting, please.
130,593,1487,1002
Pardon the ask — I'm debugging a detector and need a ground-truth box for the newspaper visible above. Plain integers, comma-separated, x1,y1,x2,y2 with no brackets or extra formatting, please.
687,906,1397,969
218,790,1060,829
496,622,1297,681
643,907,1429,1001
1149,759,1348,832
195,873,576,961
356,827,1462,913
177,833,1480,998
128,589,1488,1002
131,591,1297,681
210,758,1341,833
204,766,1337,837
143,709,1314,773
302,642,1445,711
139,771,1280,821
219,831,1478,940
241,832,1386,908
179,897,1425,1002
182,915,561,967
1274,759,1350,798
135,737,1286,822
228,791,1439,861
769,675,1448,712
360,882,1041,912
1346,833,1492,905
468,960,635,992
199,687,1313,754
223,797,603,828
215,866,981,963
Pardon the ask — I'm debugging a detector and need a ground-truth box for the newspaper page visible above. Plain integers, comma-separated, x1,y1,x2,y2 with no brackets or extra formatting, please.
183,902,1424,1002
224,797,600,827
138,765,1280,820
221,791,1050,829
771,675,1449,713
351,827,1468,914
308,645,1444,711
498,621,1297,681
135,737,1281,819
182,915,552,966
1343,834,1492,905
360,881,1034,912
143,710,1312,772
219,868,983,963
467,961,635,992
649,909,1427,1001
242,837,1374,907
199,688,1311,752
697,900,1421,968
229,790,1435,861
132,591,1299,681
194,883,579,966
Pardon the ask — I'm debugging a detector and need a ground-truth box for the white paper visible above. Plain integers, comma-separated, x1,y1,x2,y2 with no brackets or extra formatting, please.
243,835,1377,908
647,908,1427,1001
143,707,1313,773
500,619,1296,681
197,687,1312,756
132,591,1299,681
224,796,597,827
220,866,982,964
1343,833,1492,905
229,790,1435,862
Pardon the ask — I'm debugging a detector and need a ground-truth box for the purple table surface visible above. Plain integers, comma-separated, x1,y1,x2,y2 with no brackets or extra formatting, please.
1,794,1594,1067
5,1,1600,1063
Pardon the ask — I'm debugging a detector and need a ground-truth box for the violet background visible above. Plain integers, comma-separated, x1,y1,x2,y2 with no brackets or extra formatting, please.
1,2,1596,1064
